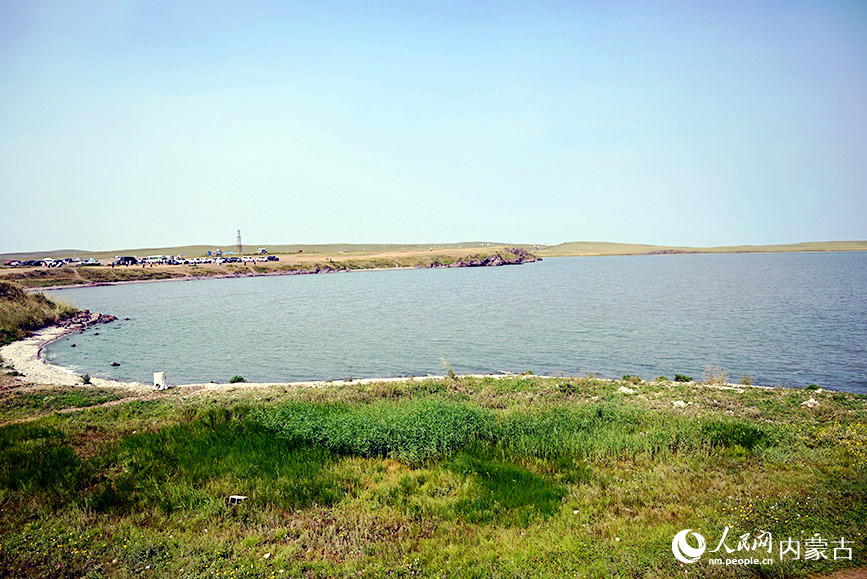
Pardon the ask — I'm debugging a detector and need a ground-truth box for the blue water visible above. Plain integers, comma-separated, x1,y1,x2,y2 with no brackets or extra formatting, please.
44,252,867,393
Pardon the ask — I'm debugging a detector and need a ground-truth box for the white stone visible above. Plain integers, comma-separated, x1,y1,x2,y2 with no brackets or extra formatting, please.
672,400,687,408
801,398,820,408
616,386,635,394
153,371,168,390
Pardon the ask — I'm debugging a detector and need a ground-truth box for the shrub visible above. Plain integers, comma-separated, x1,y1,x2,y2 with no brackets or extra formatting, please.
80,374,91,385
229,376,246,384
441,358,457,381
703,366,729,385
674,374,692,382
558,382,575,395
740,375,753,386
256,399,494,464
700,419,767,450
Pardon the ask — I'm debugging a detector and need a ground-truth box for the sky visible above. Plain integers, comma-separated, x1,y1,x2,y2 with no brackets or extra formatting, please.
1,0,866,252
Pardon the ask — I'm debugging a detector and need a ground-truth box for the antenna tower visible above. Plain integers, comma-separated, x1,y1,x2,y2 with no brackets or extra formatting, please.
236,230,242,254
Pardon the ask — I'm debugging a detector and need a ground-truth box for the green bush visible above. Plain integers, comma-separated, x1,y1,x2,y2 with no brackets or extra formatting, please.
700,419,767,450
229,376,246,384
674,374,692,382
256,399,494,464
557,381,576,395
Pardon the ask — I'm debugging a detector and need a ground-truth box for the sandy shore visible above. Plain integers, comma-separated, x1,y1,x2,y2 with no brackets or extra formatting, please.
0,325,151,392
1,320,770,394
0,323,514,393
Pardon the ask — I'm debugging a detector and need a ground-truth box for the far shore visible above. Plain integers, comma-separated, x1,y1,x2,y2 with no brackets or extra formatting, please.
18,264,423,293
1,246,540,291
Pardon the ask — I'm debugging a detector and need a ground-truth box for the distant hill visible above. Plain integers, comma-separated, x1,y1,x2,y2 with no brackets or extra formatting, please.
1,240,864,261
534,240,867,257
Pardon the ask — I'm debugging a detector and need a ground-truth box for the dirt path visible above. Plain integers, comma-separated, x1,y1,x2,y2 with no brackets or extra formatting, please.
0,384,212,427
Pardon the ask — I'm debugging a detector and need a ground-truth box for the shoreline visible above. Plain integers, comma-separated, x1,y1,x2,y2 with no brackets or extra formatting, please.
1,320,780,394
10,249,541,293
0,321,527,391
0,325,142,391
21,263,489,293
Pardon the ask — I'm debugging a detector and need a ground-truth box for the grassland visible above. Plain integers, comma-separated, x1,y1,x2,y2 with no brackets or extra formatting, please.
3,240,864,265
0,243,509,263
0,373,863,578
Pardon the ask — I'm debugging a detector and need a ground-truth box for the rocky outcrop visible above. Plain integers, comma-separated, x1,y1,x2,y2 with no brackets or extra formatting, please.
56,309,117,331
427,247,541,269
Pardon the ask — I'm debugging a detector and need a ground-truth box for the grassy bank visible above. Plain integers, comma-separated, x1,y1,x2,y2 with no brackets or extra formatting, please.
0,248,538,289
0,281,77,345
0,376,863,577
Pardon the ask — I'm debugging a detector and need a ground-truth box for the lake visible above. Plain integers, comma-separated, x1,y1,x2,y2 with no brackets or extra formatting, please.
44,252,867,393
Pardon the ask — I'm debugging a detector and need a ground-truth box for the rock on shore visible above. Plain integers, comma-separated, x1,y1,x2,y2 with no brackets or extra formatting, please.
427,247,541,269
57,310,118,331
0,310,124,387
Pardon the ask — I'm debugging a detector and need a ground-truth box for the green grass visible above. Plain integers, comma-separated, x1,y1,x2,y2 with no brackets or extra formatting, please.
86,410,346,516
0,377,864,577
0,281,77,345
255,398,493,464
0,387,126,422
448,450,568,526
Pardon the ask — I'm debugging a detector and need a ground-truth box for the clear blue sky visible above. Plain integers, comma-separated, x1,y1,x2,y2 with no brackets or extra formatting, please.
1,0,865,252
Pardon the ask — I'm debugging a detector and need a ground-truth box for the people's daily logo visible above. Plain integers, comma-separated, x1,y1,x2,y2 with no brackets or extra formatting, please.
672,529,706,563
671,527,853,567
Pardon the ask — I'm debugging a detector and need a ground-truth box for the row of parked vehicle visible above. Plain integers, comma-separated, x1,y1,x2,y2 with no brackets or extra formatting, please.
1,255,281,268
111,255,280,266
3,258,101,267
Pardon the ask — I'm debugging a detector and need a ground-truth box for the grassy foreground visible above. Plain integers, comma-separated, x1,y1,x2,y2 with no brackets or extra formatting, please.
0,375,864,578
